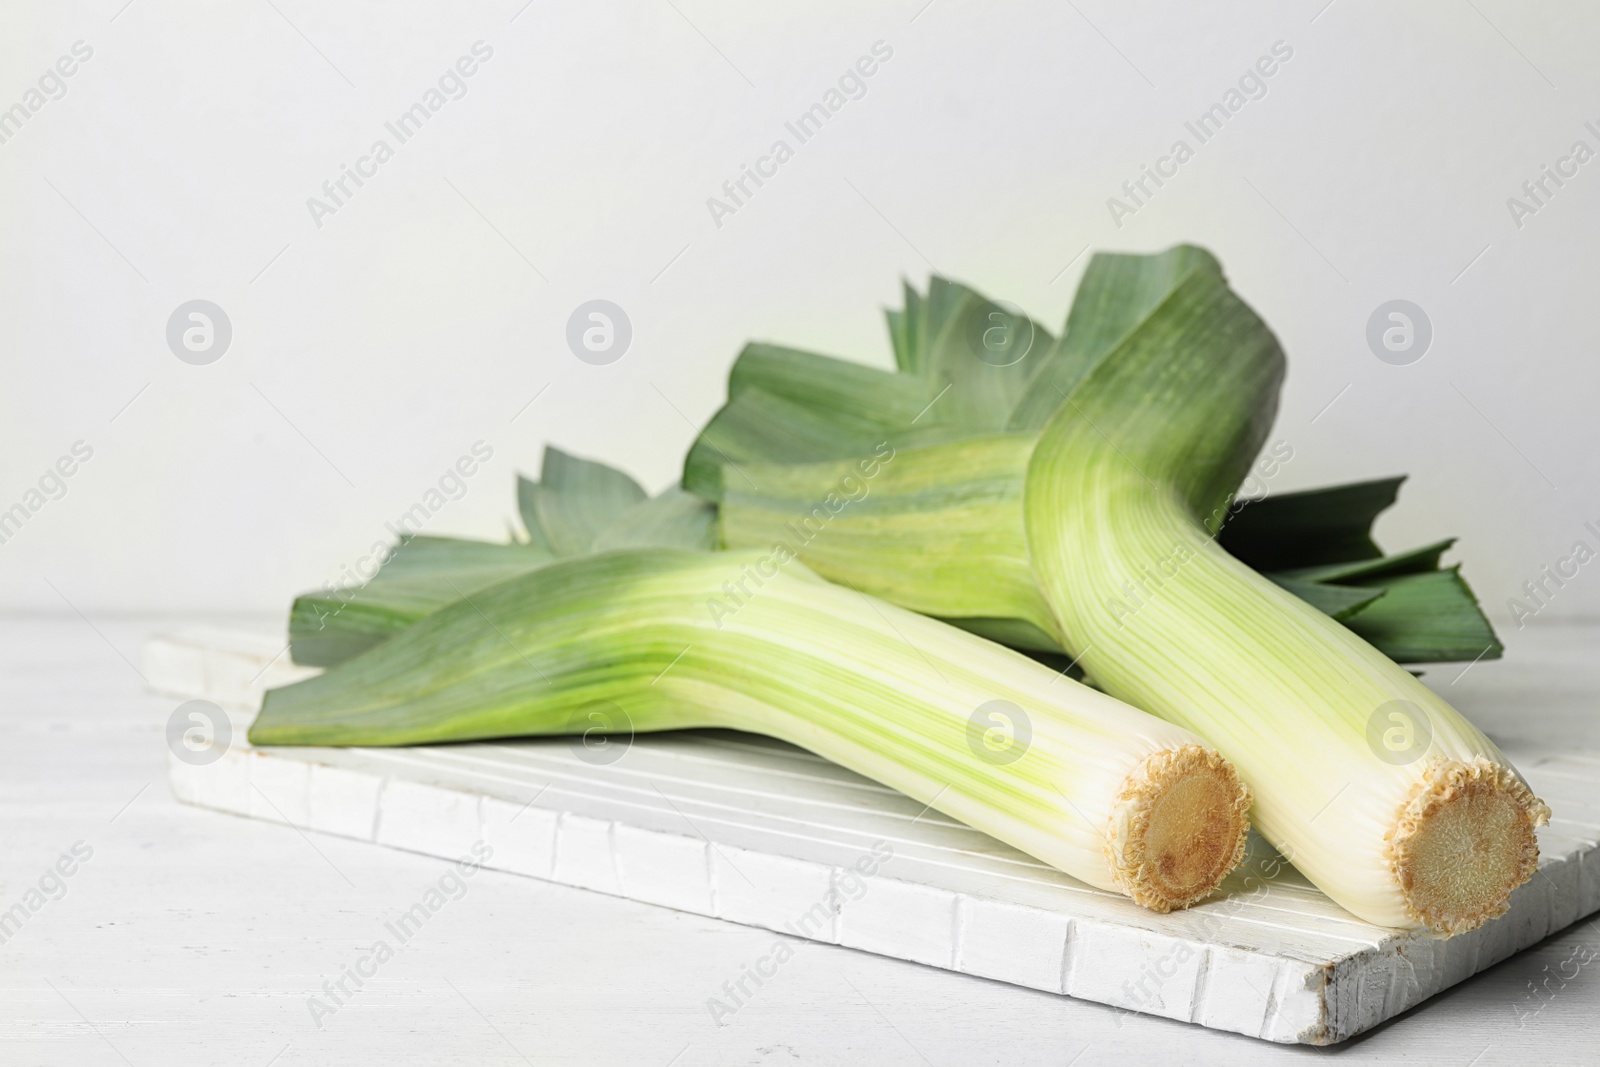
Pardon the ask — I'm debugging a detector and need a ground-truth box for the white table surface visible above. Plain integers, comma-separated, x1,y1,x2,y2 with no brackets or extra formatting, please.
3,614,1596,1066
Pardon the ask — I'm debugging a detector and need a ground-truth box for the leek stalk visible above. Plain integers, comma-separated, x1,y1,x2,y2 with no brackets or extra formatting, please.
1022,258,1546,933
252,548,1252,912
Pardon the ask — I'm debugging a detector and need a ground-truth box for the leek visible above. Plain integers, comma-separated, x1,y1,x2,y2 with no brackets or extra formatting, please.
252,548,1252,912
690,246,1546,934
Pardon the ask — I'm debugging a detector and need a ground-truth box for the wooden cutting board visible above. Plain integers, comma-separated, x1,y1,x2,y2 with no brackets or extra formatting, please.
144,627,1600,1045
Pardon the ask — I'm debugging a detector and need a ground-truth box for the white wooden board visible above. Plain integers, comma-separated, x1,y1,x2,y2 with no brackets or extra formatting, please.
145,628,1600,1045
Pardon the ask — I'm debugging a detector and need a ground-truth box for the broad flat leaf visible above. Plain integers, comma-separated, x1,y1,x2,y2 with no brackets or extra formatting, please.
684,386,920,500
533,446,648,555
690,249,1224,502
899,276,1058,431
1227,482,1500,662
1219,477,1404,571
684,284,1056,499
291,454,718,668
1267,577,1387,620
516,475,556,553
593,488,717,551
885,280,923,374
289,536,555,666
1340,569,1503,664
1282,539,1455,584
728,343,934,425
368,535,555,578
1009,245,1222,430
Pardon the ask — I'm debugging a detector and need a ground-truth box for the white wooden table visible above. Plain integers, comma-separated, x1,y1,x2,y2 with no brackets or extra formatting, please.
3,615,1596,1065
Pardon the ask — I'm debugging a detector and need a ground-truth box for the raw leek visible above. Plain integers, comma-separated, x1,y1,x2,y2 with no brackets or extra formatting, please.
689,246,1546,934
252,548,1252,912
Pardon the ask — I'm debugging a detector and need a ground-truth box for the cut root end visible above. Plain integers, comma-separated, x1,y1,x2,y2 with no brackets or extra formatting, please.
1106,744,1252,912
1389,758,1550,937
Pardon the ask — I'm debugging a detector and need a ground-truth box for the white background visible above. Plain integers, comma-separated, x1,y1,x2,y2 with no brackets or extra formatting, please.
2,0,1597,629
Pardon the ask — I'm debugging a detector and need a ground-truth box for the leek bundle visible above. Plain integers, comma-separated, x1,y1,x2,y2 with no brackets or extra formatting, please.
686,246,1546,934
253,549,1252,912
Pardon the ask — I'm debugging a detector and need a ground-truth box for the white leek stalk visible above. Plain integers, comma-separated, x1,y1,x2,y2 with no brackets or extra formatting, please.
1021,265,1548,934
251,548,1251,912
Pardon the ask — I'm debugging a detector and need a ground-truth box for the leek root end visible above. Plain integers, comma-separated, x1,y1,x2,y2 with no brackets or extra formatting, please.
1389,758,1550,936
1107,744,1253,912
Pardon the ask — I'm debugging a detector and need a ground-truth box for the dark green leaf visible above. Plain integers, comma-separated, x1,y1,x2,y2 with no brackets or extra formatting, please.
1340,568,1503,664
1219,477,1405,571
1267,577,1387,620
1283,539,1456,584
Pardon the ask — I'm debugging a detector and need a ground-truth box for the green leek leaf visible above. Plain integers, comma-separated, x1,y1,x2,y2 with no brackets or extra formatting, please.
1265,578,1386,621
1340,568,1503,664
533,446,648,555
1282,538,1456,584
288,536,555,667
292,452,715,668
1217,477,1403,570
